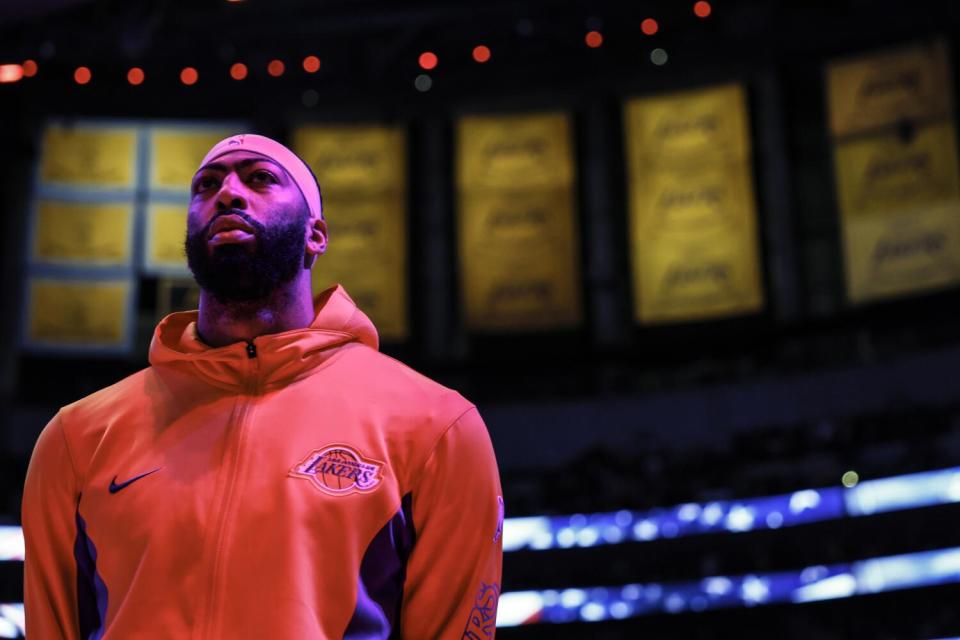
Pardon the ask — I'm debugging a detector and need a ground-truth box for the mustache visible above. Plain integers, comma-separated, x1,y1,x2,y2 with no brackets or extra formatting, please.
201,209,266,239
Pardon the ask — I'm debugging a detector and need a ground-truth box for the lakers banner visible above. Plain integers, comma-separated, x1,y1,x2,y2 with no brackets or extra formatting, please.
456,112,580,330
827,39,952,137
294,125,408,340
624,84,763,324
623,84,751,169
457,188,581,330
629,164,763,323
32,200,133,264
833,122,960,301
457,113,574,190
40,124,138,189
26,278,132,348
150,127,236,191
833,121,960,217
310,195,408,340
842,201,960,303
145,203,189,272
293,125,406,192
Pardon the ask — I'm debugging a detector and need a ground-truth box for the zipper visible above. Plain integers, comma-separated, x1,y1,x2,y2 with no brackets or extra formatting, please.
197,342,260,639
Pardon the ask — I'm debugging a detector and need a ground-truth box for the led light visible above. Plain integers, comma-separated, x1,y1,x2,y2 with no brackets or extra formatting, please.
842,470,859,488
127,67,145,85
585,30,603,48
472,45,491,63
0,64,23,83
641,18,659,35
414,73,432,91
303,55,321,73
180,67,198,85
650,48,668,65
230,62,248,80
267,59,285,77
418,52,438,70
694,1,712,18
74,66,92,84
22,59,38,77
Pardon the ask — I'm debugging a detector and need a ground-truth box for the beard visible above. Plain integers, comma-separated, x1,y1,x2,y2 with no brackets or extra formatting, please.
185,205,308,304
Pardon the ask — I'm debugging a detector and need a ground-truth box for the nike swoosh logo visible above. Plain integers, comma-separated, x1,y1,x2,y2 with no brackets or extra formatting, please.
109,467,162,494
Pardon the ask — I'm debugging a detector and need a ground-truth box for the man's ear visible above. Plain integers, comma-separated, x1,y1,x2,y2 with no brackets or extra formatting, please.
305,215,328,268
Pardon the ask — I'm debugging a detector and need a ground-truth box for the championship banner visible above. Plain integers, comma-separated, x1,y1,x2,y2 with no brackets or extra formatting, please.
456,112,581,330
629,164,763,323
309,195,407,340
457,113,573,190
150,127,237,191
827,39,952,138
32,200,134,265
833,121,960,217
40,124,138,189
293,125,408,340
144,203,189,273
623,84,751,169
457,188,581,330
833,121,960,301
26,277,132,349
293,125,406,192
624,84,764,324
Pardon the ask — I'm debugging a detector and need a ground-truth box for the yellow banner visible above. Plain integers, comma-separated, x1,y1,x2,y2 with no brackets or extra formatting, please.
827,39,952,137
833,120,960,217
311,195,408,340
40,125,137,188
33,200,133,264
628,164,763,323
457,113,574,190
150,128,235,191
458,188,581,330
623,84,751,169
146,203,189,271
842,201,960,302
28,278,130,346
293,125,406,192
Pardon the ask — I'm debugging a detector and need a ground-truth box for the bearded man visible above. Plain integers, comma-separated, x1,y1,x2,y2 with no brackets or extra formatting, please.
22,134,504,639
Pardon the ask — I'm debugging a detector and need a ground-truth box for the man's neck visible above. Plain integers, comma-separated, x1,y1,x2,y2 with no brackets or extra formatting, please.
195,276,316,348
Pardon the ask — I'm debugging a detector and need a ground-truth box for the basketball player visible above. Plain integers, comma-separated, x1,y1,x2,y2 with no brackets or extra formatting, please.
22,134,503,638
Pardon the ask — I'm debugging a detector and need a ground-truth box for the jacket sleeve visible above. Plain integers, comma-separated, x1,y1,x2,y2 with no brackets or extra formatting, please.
400,407,504,639
22,412,83,640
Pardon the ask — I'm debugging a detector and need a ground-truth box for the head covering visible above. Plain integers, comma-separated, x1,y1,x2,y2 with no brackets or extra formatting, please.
198,133,323,220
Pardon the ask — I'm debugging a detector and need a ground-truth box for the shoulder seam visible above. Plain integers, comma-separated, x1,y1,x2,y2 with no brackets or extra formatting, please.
55,410,83,488
409,404,477,496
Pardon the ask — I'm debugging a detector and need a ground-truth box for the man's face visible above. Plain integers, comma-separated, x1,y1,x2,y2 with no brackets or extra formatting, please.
185,150,311,303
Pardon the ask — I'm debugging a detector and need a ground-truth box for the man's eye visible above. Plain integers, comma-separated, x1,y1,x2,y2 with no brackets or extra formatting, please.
249,170,278,184
194,176,218,193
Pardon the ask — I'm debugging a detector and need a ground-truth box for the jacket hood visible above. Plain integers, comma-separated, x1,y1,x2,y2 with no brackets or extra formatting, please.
148,284,378,390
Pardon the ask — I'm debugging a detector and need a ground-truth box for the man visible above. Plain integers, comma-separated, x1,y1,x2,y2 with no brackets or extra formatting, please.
22,134,503,639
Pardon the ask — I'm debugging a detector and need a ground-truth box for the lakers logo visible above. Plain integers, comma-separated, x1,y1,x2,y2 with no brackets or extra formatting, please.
290,444,384,496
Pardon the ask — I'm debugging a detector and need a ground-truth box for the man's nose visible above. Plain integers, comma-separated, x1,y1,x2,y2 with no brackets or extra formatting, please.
215,173,247,211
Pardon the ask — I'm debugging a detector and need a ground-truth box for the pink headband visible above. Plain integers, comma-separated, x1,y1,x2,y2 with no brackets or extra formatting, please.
198,133,323,220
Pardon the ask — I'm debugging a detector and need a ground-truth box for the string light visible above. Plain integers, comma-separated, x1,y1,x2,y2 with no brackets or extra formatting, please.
74,66,92,84
302,55,321,73
585,30,603,48
180,67,198,85
230,62,248,80
22,59,38,77
472,45,491,63
418,52,438,70
641,18,659,35
127,67,145,85
694,1,712,18
267,59,285,77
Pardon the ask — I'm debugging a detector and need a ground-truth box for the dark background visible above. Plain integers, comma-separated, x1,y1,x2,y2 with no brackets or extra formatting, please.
2,1,960,638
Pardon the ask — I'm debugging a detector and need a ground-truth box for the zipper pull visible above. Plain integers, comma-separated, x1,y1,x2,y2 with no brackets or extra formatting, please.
246,341,257,359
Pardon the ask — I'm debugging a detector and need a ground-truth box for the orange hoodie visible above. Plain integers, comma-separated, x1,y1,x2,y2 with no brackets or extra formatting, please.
22,285,503,639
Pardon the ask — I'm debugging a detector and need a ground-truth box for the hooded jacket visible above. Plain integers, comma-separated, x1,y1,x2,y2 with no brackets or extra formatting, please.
22,285,503,639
